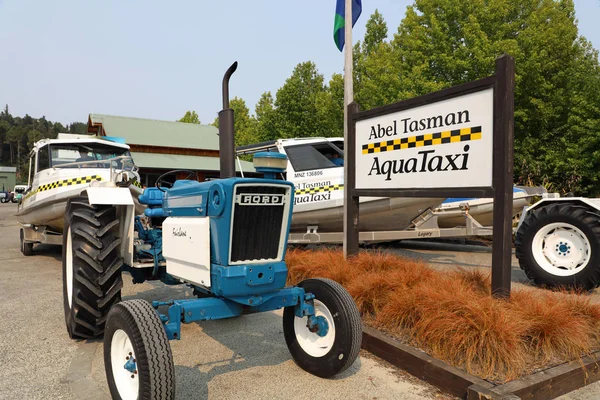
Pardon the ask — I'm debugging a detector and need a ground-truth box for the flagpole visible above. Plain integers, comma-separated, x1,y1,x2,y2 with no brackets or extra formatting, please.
343,0,353,258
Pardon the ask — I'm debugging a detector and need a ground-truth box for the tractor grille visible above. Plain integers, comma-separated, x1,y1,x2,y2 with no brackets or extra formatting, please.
230,184,289,263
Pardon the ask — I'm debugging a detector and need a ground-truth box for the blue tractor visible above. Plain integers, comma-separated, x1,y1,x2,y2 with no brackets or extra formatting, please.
61,63,361,400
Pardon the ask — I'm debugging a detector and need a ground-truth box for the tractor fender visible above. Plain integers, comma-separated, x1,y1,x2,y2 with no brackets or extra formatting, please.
517,197,600,233
83,187,136,267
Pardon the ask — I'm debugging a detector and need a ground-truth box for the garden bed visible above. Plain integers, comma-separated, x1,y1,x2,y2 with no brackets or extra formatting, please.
285,248,600,396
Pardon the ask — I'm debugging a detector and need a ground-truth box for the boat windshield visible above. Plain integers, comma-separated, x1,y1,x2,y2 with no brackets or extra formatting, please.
50,144,134,170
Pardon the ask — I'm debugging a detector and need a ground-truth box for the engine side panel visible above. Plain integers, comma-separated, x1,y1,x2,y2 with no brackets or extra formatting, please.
163,217,211,288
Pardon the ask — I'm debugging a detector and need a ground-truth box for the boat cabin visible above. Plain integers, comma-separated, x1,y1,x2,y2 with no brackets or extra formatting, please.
25,137,134,191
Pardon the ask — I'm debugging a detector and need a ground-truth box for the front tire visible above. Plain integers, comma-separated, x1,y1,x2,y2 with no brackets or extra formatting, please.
515,203,600,290
283,278,362,378
63,196,123,339
104,300,175,400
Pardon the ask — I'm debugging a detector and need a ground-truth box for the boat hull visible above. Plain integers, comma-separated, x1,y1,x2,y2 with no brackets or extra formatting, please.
432,188,541,228
291,197,445,233
16,186,144,232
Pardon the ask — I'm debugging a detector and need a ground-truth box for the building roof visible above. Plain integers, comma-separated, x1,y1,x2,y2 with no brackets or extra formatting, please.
131,152,255,173
0,166,17,173
89,114,220,151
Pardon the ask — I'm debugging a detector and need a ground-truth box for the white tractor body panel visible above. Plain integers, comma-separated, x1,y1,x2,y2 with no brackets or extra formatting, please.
163,217,211,288
86,187,135,206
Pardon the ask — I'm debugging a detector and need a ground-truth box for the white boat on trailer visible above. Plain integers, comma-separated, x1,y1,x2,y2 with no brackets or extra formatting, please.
236,137,543,244
16,134,144,250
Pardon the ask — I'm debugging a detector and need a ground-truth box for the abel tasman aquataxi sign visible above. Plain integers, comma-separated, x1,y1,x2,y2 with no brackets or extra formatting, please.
356,88,493,190
344,54,515,297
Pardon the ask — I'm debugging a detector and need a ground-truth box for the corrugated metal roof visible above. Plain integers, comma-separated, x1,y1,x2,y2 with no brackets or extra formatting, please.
0,166,17,173
89,114,220,151
131,152,255,173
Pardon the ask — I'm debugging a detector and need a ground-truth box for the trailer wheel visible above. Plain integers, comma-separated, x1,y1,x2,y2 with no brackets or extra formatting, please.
20,229,33,256
283,278,362,378
515,203,600,290
63,196,123,339
104,300,175,400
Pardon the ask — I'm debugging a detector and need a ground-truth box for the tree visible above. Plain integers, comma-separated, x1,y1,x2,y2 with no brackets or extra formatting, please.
273,61,327,138
212,97,258,147
388,0,600,195
68,122,88,134
178,110,200,124
316,73,344,137
254,92,278,142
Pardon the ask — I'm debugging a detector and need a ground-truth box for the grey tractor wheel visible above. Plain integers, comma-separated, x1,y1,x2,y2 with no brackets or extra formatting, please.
283,278,362,378
104,299,175,400
63,195,123,339
20,229,33,256
515,203,600,290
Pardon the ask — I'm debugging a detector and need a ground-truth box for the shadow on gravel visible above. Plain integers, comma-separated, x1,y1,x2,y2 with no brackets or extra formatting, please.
121,279,360,399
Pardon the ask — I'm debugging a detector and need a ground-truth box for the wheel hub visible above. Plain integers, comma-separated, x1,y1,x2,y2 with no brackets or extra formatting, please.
111,329,139,400
307,315,329,337
533,222,591,277
294,299,336,357
123,354,137,374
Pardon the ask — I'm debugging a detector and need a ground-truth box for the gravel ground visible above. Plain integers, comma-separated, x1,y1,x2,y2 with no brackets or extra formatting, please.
2,202,599,399
0,204,445,400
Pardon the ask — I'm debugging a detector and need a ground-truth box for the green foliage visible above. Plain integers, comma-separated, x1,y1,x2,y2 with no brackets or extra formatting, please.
0,104,84,183
388,0,600,195
178,110,200,124
211,97,258,148
272,61,328,138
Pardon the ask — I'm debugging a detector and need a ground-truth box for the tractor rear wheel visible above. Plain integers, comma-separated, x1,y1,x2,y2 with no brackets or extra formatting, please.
63,195,123,339
515,203,600,290
104,299,175,400
283,278,362,378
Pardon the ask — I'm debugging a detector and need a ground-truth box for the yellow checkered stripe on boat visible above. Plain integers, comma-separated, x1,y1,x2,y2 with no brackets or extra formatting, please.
362,126,482,155
23,175,103,201
132,180,143,189
295,184,344,196
37,175,102,192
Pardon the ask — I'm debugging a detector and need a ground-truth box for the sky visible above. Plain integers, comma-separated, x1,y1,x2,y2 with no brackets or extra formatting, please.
0,0,598,126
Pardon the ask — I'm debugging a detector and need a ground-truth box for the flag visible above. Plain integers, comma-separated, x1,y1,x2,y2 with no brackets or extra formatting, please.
333,0,362,52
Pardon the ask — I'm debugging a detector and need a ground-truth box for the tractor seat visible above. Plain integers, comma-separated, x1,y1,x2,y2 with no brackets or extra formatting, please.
139,187,167,217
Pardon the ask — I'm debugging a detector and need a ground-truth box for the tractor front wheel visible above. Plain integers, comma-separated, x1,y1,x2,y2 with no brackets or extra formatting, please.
283,278,362,378
104,300,175,400
63,196,123,339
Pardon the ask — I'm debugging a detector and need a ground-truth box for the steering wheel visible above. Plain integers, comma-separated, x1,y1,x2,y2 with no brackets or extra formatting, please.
155,169,197,192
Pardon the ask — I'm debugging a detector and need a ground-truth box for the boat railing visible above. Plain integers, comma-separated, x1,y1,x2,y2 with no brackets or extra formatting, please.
52,155,138,172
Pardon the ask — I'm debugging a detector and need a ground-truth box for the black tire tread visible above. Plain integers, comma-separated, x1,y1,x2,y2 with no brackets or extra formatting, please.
310,278,362,375
515,203,600,289
63,195,123,339
283,277,362,378
105,299,175,400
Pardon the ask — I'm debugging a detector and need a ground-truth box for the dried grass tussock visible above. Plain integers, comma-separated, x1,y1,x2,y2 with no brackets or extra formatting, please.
285,248,600,381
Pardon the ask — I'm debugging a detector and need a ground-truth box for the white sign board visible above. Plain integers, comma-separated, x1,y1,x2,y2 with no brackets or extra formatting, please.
355,88,494,190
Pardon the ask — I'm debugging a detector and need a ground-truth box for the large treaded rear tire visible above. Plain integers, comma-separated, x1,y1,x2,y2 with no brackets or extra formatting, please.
283,278,362,378
63,195,123,339
515,203,600,290
104,299,175,400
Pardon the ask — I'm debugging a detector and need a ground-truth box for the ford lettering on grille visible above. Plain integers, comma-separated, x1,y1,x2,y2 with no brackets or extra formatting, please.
236,194,285,206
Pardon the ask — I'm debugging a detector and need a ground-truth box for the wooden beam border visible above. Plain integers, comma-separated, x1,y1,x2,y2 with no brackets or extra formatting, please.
362,325,600,399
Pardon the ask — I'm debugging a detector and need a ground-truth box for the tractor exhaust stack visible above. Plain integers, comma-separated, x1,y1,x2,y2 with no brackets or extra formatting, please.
218,61,238,179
